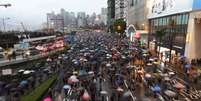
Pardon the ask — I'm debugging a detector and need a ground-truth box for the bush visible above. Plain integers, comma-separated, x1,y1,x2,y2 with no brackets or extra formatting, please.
21,74,57,101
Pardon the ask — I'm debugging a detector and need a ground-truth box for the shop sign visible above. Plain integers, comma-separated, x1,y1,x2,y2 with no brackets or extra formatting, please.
148,0,193,18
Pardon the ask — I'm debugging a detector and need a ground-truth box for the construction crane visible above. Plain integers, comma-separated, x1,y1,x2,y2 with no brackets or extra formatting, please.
20,22,30,39
21,22,27,32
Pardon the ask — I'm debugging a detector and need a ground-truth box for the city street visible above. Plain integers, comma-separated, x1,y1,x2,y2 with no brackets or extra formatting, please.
1,0,201,101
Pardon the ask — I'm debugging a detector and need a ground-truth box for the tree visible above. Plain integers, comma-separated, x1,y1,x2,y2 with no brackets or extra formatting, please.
113,19,126,34
155,28,166,56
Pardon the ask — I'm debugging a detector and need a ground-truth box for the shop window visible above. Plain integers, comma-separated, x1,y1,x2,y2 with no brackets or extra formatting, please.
177,15,182,25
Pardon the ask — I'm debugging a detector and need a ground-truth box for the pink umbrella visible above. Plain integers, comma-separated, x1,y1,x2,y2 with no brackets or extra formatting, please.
133,32,141,39
82,90,91,101
43,96,52,101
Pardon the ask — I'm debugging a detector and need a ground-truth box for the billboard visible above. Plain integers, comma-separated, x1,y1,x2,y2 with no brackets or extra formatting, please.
148,0,193,18
193,0,201,10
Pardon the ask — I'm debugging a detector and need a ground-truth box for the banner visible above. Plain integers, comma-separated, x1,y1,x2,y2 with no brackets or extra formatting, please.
148,0,193,18
193,0,201,10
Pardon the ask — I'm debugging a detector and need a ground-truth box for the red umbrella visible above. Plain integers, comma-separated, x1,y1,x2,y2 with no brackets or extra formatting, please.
133,32,141,39
82,90,91,101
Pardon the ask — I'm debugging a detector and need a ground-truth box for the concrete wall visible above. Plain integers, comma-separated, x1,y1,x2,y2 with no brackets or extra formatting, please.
185,11,201,60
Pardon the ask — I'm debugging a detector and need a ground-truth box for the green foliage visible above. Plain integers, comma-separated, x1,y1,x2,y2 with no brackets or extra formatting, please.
21,74,57,101
113,19,127,33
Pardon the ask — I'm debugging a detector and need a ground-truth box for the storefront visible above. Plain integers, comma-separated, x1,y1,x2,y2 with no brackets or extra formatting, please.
149,13,189,56
147,0,201,61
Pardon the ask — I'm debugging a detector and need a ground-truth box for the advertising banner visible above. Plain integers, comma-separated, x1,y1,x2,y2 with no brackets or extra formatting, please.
148,0,193,18
193,0,201,10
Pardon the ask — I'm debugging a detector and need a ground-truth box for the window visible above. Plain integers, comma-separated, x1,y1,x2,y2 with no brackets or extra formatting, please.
131,0,134,7
177,15,182,25
182,14,189,25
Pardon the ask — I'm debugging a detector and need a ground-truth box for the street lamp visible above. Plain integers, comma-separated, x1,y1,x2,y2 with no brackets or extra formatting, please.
0,3,11,8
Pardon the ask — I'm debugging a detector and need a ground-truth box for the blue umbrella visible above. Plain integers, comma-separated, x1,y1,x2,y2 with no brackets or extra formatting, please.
153,85,161,93
79,70,87,76
185,64,191,69
20,80,28,86
63,85,71,90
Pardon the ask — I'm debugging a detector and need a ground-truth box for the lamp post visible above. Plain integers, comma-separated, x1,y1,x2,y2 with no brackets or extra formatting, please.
0,3,11,8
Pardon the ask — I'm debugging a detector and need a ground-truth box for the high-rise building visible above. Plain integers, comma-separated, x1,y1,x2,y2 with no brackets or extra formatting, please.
115,0,127,20
77,12,87,27
101,8,108,25
107,0,115,32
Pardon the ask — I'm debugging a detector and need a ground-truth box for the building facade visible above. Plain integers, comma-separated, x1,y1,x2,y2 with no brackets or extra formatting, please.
107,0,115,32
147,0,201,61
127,0,149,45
115,0,127,20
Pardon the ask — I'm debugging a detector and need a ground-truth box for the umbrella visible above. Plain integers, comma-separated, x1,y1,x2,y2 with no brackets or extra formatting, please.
88,71,94,75
164,90,176,97
116,87,124,92
100,91,108,95
145,73,151,78
153,61,160,65
0,81,6,87
82,90,91,101
168,72,175,75
149,58,154,61
68,75,79,84
164,77,170,81
73,71,78,75
106,63,111,67
23,70,31,75
20,80,28,86
152,85,161,93
18,69,25,73
123,91,131,97
185,64,192,69
173,83,185,89
5,83,14,89
79,70,88,76
147,63,152,66
63,85,71,90
10,87,18,92
43,96,52,101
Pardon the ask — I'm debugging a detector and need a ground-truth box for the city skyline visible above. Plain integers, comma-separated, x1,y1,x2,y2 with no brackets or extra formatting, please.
0,0,107,30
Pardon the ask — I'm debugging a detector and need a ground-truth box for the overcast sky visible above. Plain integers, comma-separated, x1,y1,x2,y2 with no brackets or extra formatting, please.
0,0,107,30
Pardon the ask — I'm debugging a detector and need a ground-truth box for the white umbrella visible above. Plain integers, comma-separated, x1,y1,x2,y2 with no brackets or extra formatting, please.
23,70,31,75
149,58,154,61
145,73,151,78
106,63,111,67
88,71,94,75
164,90,176,97
100,91,108,95
18,69,25,72
164,77,170,81
117,87,124,92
